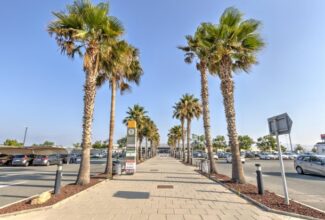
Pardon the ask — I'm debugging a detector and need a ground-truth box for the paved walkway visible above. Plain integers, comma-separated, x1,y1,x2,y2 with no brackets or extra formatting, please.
1,157,301,220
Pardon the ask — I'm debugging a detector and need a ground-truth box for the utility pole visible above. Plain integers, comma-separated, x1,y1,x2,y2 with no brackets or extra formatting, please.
288,133,293,152
23,127,28,147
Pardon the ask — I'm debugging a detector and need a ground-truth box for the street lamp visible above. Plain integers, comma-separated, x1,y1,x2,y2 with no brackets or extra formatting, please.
23,126,28,147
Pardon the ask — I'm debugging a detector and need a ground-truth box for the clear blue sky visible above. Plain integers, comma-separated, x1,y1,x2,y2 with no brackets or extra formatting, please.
1,0,325,148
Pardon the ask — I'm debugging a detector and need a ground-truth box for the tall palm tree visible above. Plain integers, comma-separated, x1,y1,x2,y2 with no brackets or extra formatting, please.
48,0,123,185
168,126,182,157
142,118,159,159
173,101,186,161
97,40,143,179
180,94,202,163
205,8,264,183
179,30,217,173
149,124,159,157
123,104,148,162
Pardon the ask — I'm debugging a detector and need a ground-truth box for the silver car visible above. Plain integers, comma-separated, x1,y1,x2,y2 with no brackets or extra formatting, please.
294,155,325,176
32,155,60,166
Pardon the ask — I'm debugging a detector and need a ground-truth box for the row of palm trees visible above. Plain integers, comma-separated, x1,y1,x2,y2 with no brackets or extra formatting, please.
123,104,160,161
171,94,202,163
48,0,148,184
175,7,264,184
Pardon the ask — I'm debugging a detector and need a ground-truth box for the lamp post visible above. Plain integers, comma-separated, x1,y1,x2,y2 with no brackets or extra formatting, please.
23,127,28,147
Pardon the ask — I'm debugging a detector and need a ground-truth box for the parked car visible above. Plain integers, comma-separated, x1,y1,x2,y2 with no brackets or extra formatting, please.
283,152,298,160
91,153,104,159
294,155,325,176
0,154,13,166
217,152,227,159
70,154,81,163
59,154,69,163
245,151,255,158
258,152,273,160
32,154,60,166
11,155,34,166
226,153,245,164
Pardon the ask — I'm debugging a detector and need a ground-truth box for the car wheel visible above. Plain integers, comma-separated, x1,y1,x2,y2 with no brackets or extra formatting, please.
296,166,304,174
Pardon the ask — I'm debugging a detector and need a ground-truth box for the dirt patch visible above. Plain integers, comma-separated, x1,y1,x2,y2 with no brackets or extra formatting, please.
0,174,107,215
198,171,325,219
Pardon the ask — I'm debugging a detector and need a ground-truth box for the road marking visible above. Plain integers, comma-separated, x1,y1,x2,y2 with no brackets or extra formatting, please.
0,181,26,188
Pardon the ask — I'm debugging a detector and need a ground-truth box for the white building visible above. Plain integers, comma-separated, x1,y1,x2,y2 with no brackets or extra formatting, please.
315,142,325,155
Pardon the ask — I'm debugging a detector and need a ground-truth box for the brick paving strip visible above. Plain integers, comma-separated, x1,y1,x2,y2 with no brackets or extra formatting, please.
0,157,303,220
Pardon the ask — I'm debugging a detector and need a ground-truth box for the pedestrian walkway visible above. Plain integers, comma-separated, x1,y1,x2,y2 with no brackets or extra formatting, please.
2,157,301,220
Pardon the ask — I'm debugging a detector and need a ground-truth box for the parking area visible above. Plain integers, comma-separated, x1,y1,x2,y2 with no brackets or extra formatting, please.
0,159,106,208
215,159,325,211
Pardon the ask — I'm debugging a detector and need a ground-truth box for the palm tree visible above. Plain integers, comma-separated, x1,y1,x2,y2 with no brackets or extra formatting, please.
173,101,186,161
97,40,143,179
48,0,123,185
168,126,182,157
123,104,148,162
148,124,159,157
142,118,159,159
179,94,202,164
178,30,217,173
205,8,264,183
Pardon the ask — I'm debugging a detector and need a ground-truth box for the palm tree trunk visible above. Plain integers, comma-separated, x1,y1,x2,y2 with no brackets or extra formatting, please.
138,138,142,162
145,137,148,159
104,79,116,179
177,139,180,156
199,64,217,174
76,53,99,185
186,119,191,164
220,58,246,184
181,119,186,162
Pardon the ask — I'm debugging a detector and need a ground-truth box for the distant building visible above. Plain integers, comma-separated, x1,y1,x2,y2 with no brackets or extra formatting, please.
315,142,325,155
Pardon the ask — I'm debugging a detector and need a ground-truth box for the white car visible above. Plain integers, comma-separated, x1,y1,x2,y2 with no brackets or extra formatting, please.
259,152,277,160
213,154,219,160
226,154,245,164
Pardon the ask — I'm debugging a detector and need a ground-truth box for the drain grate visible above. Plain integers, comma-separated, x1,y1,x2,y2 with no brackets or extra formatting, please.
157,185,174,189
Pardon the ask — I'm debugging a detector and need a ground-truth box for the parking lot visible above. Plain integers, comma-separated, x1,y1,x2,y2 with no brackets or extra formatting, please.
215,159,325,211
0,159,106,208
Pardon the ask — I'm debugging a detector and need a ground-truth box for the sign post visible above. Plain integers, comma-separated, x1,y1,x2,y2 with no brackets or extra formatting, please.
125,120,137,175
268,113,292,205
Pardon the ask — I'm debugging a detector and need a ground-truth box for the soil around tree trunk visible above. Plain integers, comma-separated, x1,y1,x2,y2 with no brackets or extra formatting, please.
198,171,325,220
0,173,107,215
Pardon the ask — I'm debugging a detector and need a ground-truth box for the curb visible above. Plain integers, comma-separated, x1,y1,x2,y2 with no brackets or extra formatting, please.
198,171,322,220
0,178,110,218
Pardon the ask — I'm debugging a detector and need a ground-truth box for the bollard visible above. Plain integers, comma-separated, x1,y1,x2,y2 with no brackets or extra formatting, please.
255,164,264,195
54,160,63,195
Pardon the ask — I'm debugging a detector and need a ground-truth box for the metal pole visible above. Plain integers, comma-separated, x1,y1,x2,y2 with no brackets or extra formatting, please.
274,119,290,205
54,160,63,195
255,164,264,195
23,127,28,146
288,133,293,152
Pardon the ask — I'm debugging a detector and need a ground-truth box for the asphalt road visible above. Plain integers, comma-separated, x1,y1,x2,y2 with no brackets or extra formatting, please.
0,159,106,208
215,159,325,211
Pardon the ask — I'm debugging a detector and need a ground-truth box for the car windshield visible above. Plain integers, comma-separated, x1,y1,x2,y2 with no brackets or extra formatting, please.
35,155,46,158
14,155,25,158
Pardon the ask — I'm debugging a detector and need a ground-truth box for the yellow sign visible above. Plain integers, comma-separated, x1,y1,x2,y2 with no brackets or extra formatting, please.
128,120,136,128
